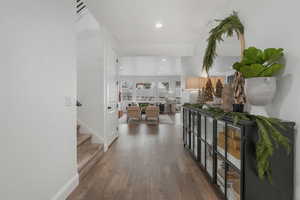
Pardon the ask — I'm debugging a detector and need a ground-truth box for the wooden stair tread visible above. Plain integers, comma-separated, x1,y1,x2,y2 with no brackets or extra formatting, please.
77,133,92,147
77,143,103,172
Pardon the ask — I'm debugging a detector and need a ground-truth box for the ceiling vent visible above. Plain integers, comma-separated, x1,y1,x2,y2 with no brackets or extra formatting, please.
76,0,87,15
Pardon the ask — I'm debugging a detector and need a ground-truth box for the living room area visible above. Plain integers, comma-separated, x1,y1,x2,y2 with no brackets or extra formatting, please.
118,56,182,125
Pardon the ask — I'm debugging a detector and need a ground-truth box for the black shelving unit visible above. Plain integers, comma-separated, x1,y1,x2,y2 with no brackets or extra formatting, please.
182,106,295,200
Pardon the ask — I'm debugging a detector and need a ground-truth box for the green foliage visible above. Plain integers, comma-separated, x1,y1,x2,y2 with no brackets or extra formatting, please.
203,11,244,72
255,116,291,181
139,103,149,108
183,103,203,109
202,106,291,182
233,47,285,78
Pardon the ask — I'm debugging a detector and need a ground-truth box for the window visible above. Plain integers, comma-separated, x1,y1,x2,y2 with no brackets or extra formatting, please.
121,80,133,101
158,81,169,99
120,79,182,103
135,82,155,101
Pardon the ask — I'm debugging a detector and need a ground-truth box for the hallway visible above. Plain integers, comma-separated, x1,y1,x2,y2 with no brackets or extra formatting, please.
69,116,220,200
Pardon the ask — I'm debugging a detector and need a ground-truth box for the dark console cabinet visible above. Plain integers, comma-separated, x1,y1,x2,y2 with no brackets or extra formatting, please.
182,107,295,200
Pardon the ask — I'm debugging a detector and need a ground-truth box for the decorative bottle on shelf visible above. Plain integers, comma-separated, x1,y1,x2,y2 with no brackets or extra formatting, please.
214,79,224,105
215,79,223,98
221,84,234,112
197,89,205,104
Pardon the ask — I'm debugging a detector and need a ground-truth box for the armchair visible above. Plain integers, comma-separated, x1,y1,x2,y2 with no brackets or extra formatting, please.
127,106,142,123
145,106,160,123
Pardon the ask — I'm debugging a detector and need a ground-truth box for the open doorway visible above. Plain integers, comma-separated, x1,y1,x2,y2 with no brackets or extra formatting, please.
118,77,182,125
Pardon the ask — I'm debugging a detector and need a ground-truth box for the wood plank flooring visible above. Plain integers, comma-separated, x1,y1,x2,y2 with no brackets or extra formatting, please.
68,115,220,200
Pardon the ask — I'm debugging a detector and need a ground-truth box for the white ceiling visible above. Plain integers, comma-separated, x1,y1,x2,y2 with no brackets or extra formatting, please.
119,56,182,76
86,0,229,56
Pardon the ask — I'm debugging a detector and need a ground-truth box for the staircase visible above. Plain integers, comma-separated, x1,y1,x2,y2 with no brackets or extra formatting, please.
77,125,104,180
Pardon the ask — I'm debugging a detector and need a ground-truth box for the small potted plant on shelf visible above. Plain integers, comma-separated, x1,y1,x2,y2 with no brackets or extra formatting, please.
233,47,285,116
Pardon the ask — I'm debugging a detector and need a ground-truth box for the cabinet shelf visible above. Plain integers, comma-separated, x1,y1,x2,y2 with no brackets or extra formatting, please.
182,106,295,200
216,152,241,173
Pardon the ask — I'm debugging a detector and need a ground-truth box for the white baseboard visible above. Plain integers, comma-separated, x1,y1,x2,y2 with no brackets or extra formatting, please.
105,134,118,152
51,173,79,200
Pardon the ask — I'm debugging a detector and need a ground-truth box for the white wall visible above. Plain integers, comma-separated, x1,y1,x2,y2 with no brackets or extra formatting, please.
0,1,77,200
119,56,182,76
194,0,300,198
208,56,239,76
77,11,119,150
77,12,105,144
226,1,300,197
181,56,200,76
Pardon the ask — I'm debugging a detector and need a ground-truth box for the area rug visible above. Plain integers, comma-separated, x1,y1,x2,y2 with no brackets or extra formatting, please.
157,115,174,124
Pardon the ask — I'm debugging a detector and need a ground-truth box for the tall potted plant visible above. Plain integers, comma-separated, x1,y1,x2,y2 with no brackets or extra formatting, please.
203,11,246,112
233,47,284,116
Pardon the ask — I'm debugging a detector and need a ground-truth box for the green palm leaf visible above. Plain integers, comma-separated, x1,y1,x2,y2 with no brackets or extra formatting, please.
203,11,244,72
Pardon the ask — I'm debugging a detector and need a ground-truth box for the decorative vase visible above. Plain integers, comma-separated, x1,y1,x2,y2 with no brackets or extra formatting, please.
245,77,277,116
221,84,234,112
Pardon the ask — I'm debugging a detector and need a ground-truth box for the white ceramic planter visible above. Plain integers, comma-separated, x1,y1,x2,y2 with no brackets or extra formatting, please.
245,77,277,116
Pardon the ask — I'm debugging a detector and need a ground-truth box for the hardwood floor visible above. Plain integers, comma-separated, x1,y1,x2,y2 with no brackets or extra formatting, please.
68,115,220,200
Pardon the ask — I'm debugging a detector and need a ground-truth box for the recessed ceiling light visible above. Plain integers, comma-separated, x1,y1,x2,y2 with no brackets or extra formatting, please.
162,58,167,62
155,22,163,29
